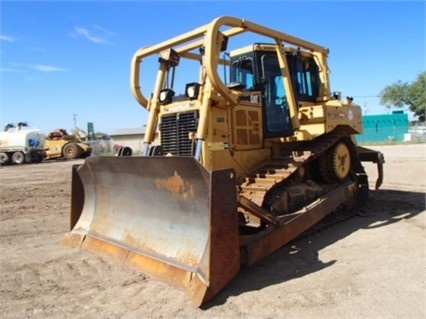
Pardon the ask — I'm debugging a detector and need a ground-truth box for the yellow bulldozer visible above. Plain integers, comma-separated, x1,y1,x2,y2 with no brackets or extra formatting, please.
44,128,92,160
63,16,384,306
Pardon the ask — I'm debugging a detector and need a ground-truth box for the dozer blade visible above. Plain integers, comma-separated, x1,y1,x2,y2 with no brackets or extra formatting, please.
62,156,240,306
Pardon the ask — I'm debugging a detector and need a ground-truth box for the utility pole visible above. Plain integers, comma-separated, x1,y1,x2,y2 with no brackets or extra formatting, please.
73,113,77,130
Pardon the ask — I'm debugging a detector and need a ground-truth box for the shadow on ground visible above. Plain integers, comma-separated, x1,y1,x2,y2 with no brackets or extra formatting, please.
204,188,425,309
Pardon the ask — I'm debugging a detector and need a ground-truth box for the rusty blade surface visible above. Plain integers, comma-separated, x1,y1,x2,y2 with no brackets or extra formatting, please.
63,156,240,306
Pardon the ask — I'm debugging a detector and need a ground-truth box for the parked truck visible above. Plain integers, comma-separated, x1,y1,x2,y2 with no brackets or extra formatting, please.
0,122,46,165
64,16,385,306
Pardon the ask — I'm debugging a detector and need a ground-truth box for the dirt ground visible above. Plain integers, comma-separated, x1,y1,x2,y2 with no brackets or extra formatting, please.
1,144,425,319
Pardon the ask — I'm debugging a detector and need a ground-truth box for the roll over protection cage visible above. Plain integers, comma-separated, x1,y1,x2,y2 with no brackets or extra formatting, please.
130,16,331,156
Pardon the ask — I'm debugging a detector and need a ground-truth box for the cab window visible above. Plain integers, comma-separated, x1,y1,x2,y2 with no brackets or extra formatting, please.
261,54,292,136
231,57,254,89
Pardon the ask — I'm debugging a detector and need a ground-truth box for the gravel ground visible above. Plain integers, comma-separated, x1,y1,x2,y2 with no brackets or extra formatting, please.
0,144,424,318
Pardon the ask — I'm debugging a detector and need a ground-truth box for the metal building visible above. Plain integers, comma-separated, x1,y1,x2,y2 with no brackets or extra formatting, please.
109,127,159,154
356,111,409,143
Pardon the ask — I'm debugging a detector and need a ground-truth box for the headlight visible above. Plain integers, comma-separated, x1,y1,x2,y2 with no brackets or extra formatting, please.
159,88,175,104
185,83,200,100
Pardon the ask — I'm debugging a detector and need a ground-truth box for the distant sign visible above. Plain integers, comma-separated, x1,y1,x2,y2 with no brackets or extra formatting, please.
87,122,95,139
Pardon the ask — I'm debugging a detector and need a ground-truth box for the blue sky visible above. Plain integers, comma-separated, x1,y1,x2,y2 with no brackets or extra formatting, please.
1,1,425,134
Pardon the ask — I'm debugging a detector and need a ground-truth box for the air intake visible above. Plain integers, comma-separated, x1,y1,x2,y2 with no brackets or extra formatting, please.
160,111,199,156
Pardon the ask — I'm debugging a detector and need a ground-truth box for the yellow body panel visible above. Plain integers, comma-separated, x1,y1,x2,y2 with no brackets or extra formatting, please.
297,104,363,140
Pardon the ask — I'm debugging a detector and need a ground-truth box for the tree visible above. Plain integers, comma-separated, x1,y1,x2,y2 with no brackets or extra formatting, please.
380,72,426,121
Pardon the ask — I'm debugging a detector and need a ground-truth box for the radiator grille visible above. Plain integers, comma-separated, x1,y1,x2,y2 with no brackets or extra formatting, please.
160,111,199,156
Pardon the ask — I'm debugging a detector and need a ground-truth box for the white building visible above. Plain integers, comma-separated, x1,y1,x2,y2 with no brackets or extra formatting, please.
109,127,159,154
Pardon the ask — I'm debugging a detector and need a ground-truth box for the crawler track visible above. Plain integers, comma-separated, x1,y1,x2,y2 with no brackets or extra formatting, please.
238,132,368,221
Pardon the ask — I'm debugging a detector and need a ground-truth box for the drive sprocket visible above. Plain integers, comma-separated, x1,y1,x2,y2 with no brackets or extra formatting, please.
319,141,351,182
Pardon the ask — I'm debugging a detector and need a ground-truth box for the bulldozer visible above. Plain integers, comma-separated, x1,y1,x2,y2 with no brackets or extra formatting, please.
44,128,92,160
63,16,384,306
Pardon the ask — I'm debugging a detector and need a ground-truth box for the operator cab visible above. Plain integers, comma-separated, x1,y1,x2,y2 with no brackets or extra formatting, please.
229,44,321,138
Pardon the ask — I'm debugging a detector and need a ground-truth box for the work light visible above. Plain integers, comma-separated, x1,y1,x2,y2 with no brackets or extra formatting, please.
185,83,200,100
159,88,175,104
